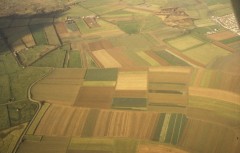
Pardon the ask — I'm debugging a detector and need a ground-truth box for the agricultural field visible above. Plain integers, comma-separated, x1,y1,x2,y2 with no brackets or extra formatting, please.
29,24,48,45
0,123,27,153
31,46,69,67
182,43,231,66
44,25,61,46
179,118,237,153
92,49,122,68
68,51,82,68
112,98,147,110
18,45,56,66
31,68,86,105
0,0,240,153
166,35,204,51
31,104,188,142
207,30,238,41
116,71,148,91
148,67,191,107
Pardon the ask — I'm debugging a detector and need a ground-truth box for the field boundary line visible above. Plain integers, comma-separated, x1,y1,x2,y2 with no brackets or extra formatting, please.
164,49,203,68
12,68,55,153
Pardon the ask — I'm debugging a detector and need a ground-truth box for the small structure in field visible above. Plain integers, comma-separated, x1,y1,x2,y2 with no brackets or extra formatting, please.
83,15,100,28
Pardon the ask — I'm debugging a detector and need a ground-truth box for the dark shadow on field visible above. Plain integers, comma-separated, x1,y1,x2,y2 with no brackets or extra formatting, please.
0,9,67,54
0,9,71,68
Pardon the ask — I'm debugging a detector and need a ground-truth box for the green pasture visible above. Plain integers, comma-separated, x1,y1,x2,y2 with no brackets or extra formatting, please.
32,47,67,68
0,75,11,103
117,20,141,34
0,52,21,74
9,67,51,100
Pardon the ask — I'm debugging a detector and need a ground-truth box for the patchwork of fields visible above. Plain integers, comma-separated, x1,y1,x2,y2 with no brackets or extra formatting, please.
33,105,187,141
0,0,240,153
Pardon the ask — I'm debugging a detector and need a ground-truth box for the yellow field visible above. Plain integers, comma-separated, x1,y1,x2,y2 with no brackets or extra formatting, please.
183,44,230,66
92,49,122,68
137,51,160,66
116,71,148,90
83,81,116,87
167,35,204,51
149,66,192,74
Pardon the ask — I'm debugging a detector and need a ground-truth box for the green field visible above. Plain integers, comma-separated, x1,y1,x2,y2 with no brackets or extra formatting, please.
136,51,160,66
0,52,21,74
7,101,37,126
112,98,147,110
183,43,230,65
81,109,100,137
0,75,11,104
117,20,141,34
0,106,10,129
84,68,118,81
221,36,240,44
32,47,67,67
66,22,79,32
10,67,52,100
155,51,189,66
150,113,188,145
68,51,82,68
30,24,48,45
69,137,114,152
